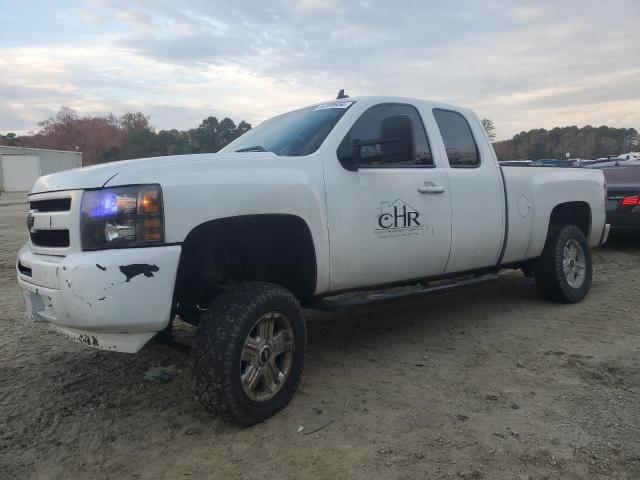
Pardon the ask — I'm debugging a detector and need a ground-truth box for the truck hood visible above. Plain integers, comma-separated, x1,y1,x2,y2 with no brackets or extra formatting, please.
30,152,279,194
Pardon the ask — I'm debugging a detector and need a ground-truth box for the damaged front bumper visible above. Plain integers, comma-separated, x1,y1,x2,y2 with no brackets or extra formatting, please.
16,243,181,353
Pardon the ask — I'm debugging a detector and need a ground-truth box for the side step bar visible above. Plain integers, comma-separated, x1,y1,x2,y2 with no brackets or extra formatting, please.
312,274,498,312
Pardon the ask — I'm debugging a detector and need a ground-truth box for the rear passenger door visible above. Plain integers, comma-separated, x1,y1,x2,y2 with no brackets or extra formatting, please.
432,108,505,273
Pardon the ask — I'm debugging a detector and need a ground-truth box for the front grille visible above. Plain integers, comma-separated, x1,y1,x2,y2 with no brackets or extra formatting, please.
30,230,70,248
27,191,79,254
30,198,71,212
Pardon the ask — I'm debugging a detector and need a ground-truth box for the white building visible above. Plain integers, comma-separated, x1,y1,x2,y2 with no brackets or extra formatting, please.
0,146,82,192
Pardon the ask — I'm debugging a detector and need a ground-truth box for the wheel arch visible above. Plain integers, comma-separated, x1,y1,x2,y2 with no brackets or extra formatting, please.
548,201,592,239
174,214,317,312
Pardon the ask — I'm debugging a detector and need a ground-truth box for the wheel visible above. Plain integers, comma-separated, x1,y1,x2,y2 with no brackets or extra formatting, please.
534,225,592,303
190,282,306,427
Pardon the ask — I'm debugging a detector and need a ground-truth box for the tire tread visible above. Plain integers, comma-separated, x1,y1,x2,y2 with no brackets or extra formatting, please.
534,225,592,303
190,282,306,426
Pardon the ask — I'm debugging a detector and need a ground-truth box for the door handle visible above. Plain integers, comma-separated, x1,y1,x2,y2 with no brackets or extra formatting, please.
418,184,445,194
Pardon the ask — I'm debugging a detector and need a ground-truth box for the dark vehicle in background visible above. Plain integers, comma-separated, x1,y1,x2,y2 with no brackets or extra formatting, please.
532,158,578,168
587,161,640,234
499,159,533,166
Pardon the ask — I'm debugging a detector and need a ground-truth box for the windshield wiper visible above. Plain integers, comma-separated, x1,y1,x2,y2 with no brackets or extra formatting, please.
235,145,267,152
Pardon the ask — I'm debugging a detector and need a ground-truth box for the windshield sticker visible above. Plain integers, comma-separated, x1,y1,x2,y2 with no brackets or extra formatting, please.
314,100,354,111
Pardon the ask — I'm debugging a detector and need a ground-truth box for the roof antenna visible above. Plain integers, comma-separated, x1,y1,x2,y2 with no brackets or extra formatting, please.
336,89,349,99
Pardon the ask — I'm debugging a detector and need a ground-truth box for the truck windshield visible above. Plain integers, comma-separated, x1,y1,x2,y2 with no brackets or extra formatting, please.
221,101,355,157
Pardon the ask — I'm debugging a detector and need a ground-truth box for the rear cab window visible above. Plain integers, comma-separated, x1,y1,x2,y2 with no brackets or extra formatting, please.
433,109,480,168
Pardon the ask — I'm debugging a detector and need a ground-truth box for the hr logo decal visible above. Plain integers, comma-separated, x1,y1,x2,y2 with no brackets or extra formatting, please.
374,199,426,239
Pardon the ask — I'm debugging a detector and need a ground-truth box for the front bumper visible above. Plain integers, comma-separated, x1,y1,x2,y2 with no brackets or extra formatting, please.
17,243,181,353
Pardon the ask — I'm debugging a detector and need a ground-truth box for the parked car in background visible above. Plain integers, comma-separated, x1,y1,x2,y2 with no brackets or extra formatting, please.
499,159,592,168
587,161,640,234
578,160,598,167
594,152,640,162
532,158,578,167
610,152,640,161
587,158,640,169
573,158,595,167
498,159,533,166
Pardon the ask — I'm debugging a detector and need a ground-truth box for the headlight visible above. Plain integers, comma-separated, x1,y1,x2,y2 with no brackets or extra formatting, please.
81,185,164,250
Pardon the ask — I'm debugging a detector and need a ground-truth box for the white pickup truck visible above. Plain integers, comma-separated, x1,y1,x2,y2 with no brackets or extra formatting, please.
17,95,609,426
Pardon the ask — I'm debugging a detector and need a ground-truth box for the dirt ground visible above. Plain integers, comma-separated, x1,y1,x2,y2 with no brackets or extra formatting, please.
1,191,639,480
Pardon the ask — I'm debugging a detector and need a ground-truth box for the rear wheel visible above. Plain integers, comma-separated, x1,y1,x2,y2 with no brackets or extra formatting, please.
191,282,306,426
534,225,592,303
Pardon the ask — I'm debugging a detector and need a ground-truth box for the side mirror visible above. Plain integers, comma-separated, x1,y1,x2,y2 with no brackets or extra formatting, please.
337,139,361,172
337,114,417,170
378,114,416,164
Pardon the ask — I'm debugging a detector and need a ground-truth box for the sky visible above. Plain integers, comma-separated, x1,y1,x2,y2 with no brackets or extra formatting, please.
0,0,639,141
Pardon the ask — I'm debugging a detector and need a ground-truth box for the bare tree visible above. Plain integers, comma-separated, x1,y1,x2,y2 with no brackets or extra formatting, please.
482,118,496,142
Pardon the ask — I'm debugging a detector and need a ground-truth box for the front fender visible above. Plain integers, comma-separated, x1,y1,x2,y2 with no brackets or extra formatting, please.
105,154,331,294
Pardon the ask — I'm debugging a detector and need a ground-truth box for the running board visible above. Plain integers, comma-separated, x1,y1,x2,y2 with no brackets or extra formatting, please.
312,274,498,312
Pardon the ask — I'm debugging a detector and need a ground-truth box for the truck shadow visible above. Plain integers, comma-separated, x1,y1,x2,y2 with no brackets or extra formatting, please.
304,273,539,359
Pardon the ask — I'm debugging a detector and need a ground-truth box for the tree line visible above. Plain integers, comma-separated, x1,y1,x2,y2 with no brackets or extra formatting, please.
0,107,251,165
492,125,639,161
2,109,638,163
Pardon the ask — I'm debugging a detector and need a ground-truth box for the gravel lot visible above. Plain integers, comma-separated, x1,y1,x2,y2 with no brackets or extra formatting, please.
1,191,639,480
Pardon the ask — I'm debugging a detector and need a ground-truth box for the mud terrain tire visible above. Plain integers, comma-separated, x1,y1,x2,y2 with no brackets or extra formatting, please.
191,282,306,427
534,225,592,303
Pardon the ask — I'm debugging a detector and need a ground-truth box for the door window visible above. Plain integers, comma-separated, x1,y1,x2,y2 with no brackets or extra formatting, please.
338,104,433,168
433,109,480,168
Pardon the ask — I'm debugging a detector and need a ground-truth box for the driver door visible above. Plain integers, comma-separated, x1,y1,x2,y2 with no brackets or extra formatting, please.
323,103,452,291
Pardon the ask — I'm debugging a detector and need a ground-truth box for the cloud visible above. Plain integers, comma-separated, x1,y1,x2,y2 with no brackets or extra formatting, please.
117,9,156,32
290,0,337,12
0,45,329,133
1,0,639,141
510,5,542,21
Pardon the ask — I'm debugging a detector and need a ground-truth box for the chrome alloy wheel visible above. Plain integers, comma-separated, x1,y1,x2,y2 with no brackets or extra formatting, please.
562,239,586,289
240,312,294,402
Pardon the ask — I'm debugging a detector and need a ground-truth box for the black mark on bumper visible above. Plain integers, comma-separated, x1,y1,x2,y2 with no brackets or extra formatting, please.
78,334,99,347
119,264,160,282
